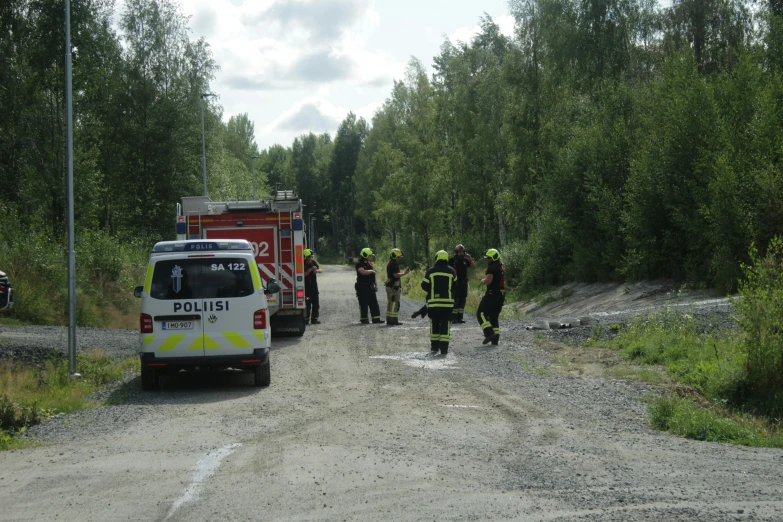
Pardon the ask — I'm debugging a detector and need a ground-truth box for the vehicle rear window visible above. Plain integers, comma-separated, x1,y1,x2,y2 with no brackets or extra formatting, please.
150,258,255,300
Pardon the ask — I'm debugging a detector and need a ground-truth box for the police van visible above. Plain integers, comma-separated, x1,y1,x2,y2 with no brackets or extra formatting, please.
133,239,280,390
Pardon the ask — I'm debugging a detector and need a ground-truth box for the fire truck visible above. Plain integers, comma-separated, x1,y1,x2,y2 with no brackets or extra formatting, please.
175,190,307,336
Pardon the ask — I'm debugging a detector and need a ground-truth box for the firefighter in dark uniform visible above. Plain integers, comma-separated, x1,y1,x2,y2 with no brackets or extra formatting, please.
477,248,505,345
303,248,321,324
356,248,384,324
421,250,456,355
385,248,410,326
448,244,476,323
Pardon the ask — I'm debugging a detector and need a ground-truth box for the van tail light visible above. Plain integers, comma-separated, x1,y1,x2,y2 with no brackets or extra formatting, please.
296,289,304,299
140,313,153,334
254,309,267,330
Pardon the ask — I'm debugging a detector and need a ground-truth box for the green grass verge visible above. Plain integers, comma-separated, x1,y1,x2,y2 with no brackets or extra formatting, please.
0,349,139,451
648,395,783,448
592,308,783,447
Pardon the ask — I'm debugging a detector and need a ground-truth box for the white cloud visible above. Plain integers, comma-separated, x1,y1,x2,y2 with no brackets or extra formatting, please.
265,97,345,134
252,0,372,45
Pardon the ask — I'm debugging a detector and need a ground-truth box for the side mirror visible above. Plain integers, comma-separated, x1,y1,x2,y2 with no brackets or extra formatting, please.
134,286,143,298
266,278,280,294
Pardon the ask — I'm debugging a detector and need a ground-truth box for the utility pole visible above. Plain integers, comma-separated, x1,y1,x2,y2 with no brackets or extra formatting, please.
65,0,79,378
308,213,314,248
200,93,216,197
251,155,260,199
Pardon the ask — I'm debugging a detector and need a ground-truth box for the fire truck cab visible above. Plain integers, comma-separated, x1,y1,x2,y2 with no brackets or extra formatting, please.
176,190,307,336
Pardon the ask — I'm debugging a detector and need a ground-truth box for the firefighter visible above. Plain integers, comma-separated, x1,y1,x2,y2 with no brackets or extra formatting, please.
449,244,476,323
303,249,321,324
385,248,411,325
477,248,505,345
421,250,456,355
356,248,384,324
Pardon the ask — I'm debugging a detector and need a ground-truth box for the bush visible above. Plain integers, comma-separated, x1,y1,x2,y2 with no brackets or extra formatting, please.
0,209,150,328
733,237,783,415
648,395,782,448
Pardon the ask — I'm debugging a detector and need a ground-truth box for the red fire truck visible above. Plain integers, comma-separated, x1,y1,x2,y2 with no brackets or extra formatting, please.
175,190,307,336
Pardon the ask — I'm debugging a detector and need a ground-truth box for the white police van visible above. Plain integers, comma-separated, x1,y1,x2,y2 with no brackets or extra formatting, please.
134,239,279,390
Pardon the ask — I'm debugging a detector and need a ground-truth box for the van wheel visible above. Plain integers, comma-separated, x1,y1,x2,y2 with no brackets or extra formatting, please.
141,365,159,390
254,361,270,387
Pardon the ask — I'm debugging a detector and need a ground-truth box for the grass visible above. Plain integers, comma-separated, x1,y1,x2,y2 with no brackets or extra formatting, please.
648,395,783,448
604,364,663,384
0,348,139,451
510,354,553,376
590,308,783,447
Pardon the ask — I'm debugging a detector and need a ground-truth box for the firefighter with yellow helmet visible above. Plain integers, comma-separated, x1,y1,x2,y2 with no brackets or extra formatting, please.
477,248,505,345
355,248,384,324
421,250,456,354
303,248,321,324
385,248,411,325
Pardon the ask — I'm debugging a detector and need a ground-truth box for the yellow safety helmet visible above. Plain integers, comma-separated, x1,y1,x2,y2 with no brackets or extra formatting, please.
303,248,313,257
485,248,500,261
435,250,449,262
390,248,403,259
360,247,374,259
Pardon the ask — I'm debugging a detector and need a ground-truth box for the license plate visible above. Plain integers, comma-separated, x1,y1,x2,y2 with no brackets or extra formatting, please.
162,321,193,330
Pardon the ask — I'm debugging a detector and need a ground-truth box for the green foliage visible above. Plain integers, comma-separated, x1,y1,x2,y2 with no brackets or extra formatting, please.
648,395,783,448
0,350,136,442
732,237,783,414
4,0,782,310
614,309,745,400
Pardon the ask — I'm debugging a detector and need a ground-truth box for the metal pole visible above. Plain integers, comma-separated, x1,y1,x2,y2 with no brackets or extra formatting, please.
251,155,259,199
65,0,78,376
200,95,207,197
308,213,314,248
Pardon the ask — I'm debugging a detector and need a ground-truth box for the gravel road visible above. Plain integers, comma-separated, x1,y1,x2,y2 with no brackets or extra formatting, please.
1,266,781,521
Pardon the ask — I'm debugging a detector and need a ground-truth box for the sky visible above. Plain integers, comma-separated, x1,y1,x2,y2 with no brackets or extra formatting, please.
116,0,516,150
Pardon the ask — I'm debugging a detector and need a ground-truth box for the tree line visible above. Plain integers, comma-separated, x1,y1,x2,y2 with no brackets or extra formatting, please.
0,0,266,243
3,0,783,294
274,0,783,292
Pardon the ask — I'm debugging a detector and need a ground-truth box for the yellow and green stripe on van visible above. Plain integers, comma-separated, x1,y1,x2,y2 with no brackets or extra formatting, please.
143,331,264,352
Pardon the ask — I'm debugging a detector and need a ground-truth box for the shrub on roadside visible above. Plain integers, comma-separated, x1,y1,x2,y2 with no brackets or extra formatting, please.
648,395,783,448
0,351,136,439
0,211,150,328
732,237,783,416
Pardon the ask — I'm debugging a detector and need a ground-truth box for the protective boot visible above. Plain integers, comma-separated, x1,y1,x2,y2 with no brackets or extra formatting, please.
440,341,449,355
310,318,321,325
430,340,440,353
491,333,500,345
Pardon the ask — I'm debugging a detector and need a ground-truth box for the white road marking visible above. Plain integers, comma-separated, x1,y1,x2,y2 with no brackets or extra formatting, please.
165,443,241,520
442,404,479,408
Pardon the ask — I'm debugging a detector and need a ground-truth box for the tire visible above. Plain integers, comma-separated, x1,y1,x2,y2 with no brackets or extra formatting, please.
294,315,306,337
254,361,270,387
141,365,159,391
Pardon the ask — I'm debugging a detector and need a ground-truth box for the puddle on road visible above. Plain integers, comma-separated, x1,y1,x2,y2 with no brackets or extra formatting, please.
370,352,460,370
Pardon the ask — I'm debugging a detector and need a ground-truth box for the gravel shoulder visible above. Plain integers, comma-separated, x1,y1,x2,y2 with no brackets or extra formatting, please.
1,269,781,521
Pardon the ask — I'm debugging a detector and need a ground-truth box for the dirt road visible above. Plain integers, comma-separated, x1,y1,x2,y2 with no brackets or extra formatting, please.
1,265,782,521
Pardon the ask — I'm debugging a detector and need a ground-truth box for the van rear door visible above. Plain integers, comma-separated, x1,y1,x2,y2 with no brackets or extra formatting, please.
197,254,267,356
147,258,208,357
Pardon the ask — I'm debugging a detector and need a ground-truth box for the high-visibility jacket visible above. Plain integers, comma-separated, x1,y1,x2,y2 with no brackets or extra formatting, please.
421,261,456,308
